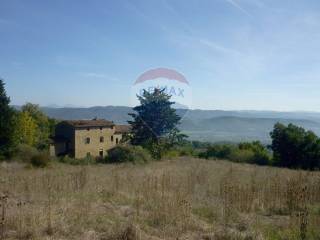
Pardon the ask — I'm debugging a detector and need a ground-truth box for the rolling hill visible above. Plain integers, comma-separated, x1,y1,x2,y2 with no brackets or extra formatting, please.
32,106,320,143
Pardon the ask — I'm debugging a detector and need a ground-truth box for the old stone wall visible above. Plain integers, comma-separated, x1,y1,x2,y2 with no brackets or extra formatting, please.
74,126,118,159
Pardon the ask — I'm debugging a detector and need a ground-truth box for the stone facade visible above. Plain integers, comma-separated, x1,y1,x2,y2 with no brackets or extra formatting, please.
50,119,130,159
74,125,117,159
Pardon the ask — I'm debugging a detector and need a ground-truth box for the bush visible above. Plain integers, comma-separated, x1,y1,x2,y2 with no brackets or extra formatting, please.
59,155,96,165
200,144,236,159
105,145,152,164
251,151,271,165
229,148,255,163
177,146,194,156
163,145,195,159
163,150,180,159
30,153,50,168
59,155,74,164
199,141,271,165
238,141,271,165
14,144,39,163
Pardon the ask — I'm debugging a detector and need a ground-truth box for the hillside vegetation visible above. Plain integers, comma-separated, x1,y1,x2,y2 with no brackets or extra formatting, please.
1,158,320,240
36,106,320,143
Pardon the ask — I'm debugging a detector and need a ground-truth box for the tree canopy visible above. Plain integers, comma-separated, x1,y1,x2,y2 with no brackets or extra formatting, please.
270,123,320,170
128,88,186,158
21,103,51,148
14,111,38,146
0,79,16,157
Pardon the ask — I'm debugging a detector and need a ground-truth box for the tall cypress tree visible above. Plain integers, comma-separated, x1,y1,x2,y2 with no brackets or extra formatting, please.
0,79,15,157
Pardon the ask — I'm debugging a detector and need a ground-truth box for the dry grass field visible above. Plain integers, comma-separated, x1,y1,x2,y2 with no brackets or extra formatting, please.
1,157,320,240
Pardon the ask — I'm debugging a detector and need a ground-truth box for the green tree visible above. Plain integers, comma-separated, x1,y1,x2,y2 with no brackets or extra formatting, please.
200,144,235,159
270,123,320,170
15,111,38,146
0,79,16,157
21,103,51,149
128,89,186,158
238,141,271,165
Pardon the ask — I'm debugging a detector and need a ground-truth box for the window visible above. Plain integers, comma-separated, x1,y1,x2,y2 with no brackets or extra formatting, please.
116,138,119,144
86,152,91,157
85,137,90,144
100,136,104,143
99,149,103,158
111,136,114,142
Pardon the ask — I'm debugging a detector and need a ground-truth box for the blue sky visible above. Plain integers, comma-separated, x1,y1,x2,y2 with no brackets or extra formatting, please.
1,0,320,111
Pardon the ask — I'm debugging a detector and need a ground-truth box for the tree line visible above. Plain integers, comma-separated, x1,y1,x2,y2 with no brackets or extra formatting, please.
119,87,320,170
0,79,56,160
1,78,320,170
198,123,320,170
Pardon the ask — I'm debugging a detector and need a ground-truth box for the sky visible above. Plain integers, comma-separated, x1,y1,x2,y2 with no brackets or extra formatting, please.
1,0,320,111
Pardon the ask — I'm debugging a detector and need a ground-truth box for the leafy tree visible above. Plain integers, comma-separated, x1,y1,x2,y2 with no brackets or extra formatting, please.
0,79,16,157
238,141,271,165
21,103,51,149
15,111,38,146
128,89,186,158
270,123,320,170
200,144,235,159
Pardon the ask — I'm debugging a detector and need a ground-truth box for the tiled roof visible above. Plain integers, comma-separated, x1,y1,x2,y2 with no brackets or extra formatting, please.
64,119,114,128
115,125,131,134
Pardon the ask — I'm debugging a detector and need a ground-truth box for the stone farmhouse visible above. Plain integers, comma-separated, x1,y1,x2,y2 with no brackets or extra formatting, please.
50,119,130,159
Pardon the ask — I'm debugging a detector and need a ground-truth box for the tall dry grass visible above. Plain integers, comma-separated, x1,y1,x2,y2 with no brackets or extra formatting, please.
0,158,320,239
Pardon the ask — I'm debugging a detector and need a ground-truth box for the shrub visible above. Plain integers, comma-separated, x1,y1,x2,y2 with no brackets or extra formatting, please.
105,145,151,164
200,144,236,159
177,146,194,156
228,148,255,163
163,145,195,158
14,144,39,163
199,141,271,165
78,155,96,165
163,150,180,159
30,153,50,168
59,155,74,164
59,155,96,165
238,141,271,165
251,151,271,165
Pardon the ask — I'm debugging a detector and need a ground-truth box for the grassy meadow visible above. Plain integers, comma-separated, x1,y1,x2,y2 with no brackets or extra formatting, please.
0,158,320,240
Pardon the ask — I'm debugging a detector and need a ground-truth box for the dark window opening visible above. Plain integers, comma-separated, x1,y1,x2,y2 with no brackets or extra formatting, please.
86,152,91,157
85,137,90,144
116,138,119,144
99,149,103,158
111,136,114,142
100,136,104,143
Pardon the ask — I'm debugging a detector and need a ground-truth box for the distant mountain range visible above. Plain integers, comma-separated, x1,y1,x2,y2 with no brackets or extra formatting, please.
15,105,320,143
